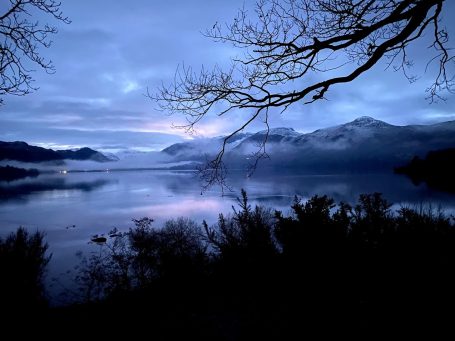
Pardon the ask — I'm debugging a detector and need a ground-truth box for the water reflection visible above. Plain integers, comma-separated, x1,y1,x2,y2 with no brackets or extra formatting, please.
0,174,114,202
0,169,453,303
1,171,454,231
161,171,455,209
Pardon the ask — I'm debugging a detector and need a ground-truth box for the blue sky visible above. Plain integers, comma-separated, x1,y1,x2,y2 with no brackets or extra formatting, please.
1,0,454,152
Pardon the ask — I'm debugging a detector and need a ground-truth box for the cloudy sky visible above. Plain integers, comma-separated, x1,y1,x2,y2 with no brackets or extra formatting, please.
1,0,454,152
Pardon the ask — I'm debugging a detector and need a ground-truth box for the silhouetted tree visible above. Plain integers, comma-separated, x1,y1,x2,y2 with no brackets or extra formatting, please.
0,227,51,311
154,0,453,187
75,217,207,302
350,192,394,246
0,0,70,104
204,189,277,265
130,217,207,282
275,194,341,256
60,192,455,336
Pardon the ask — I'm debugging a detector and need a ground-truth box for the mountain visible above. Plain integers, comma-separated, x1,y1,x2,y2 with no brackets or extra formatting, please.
162,116,455,173
161,132,252,160
0,141,62,163
56,147,112,162
0,141,115,163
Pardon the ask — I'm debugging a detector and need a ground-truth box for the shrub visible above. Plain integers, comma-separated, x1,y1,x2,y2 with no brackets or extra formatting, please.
0,227,51,310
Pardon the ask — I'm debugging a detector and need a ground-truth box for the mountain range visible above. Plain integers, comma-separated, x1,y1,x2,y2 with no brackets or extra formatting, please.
162,116,455,173
0,141,114,163
1,116,454,174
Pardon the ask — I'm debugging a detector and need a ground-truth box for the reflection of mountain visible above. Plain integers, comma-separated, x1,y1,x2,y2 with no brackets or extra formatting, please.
0,177,113,201
0,141,115,163
161,171,454,206
162,117,455,173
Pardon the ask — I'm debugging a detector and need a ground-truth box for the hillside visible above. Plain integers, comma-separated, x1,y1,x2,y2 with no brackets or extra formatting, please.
0,141,114,163
162,116,455,173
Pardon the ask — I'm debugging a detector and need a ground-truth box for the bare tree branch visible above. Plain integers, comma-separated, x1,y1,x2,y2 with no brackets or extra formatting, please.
152,0,453,189
0,0,70,104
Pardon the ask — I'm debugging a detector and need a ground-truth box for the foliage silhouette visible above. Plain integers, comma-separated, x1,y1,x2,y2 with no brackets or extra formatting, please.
0,0,70,104
0,227,51,313
57,191,453,336
154,0,454,187
204,189,277,264
395,148,455,192
3,191,455,337
74,217,208,302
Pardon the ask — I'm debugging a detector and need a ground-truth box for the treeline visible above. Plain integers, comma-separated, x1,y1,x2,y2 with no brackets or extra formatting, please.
0,228,50,323
0,165,39,181
395,148,455,192
1,191,455,337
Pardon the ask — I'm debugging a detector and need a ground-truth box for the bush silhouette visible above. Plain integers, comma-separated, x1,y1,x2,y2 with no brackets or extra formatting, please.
0,227,51,312
204,189,277,263
75,216,208,302
43,191,455,337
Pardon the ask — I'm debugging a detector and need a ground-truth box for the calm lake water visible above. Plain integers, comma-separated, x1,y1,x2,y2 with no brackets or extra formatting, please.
1,170,454,302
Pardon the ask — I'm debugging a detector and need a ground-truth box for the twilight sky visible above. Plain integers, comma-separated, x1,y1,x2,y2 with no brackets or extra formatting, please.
1,0,454,152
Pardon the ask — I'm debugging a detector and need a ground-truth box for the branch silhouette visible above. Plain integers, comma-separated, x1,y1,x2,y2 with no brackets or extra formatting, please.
152,0,453,188
0,0,70,104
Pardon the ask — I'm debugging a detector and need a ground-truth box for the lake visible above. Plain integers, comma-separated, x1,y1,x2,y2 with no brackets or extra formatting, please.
1,169,454,302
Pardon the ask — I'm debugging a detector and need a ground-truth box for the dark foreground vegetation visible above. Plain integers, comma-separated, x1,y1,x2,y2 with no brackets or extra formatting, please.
1,191,455,338
0,228,50,322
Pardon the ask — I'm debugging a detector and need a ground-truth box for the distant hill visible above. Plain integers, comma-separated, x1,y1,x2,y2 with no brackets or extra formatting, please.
0,141,62,163
162,116,455,173
56,147,112,162
0,141,114,163
161,132,253,159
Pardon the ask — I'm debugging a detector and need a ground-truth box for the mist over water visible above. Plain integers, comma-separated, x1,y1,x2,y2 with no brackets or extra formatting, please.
1,169,454,302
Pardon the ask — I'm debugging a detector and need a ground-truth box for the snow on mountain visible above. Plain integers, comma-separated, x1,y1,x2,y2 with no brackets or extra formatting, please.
101,152,120,161
162,133,253,160
256,127,302,137
161,116,455,173
292,116,398,150
344,116,392,128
